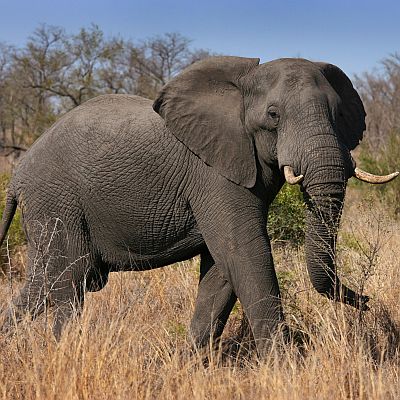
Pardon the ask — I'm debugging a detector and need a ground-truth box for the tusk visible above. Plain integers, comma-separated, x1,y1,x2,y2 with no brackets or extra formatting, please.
284,166,304,185
353,167,399,184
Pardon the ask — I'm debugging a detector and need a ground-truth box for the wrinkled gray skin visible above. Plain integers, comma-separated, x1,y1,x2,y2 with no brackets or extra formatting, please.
0,57,369,356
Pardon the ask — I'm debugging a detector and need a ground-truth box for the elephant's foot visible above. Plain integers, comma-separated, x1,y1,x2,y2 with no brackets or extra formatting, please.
337,284,370,311
51,300,83,341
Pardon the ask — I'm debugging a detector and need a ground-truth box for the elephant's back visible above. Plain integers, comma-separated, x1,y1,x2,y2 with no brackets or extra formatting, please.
30,94,161,157
54,94,193,187
15,94,181,185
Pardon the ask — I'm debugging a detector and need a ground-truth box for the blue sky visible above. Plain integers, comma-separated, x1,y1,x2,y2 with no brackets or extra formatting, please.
0,0,399,77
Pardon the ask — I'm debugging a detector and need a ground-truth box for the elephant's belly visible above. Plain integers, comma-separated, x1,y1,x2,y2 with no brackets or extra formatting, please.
92,202,206,270
104,229,206,271
112,230,206,271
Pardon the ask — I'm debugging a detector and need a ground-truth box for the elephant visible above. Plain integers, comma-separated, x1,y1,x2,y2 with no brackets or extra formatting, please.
0,56,397,356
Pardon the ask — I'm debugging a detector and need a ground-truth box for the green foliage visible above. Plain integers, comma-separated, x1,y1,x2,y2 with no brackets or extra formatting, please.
167,321,187,338
276,270,297,293
356,130,400,214
268,184,306,246
231,301,242,315
340,232,361,252
0,174,25,250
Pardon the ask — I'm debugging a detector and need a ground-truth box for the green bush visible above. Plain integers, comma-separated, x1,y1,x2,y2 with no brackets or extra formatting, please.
0,174,26,251
268,184,305,246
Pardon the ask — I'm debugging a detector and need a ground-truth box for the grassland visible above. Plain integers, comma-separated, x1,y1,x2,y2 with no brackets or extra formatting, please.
0,186,399,399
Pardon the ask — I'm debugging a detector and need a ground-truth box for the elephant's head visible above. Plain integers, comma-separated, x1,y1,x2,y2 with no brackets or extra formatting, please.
153,56,397,308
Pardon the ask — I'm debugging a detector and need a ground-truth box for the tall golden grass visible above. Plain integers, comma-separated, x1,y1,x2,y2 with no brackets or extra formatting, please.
1,188,400,399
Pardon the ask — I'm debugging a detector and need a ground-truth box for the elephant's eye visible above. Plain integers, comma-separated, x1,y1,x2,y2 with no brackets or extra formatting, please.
268,111,278,119
267,106,280,128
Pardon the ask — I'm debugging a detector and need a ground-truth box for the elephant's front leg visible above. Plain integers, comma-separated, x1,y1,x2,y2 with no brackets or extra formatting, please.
229,235,284,357
190,249,237,348
193,191,285,358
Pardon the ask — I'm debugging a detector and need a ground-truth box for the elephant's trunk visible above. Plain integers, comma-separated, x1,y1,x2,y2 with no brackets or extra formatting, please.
303,188,343,299
301,135,369,309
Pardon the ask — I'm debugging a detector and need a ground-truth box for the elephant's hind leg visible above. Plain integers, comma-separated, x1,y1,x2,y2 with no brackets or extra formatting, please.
190,249,237,348
3,218,90,340
2,263,46,334
3,246,87,340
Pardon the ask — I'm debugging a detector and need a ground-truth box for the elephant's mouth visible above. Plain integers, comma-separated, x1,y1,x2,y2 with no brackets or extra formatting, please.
282,164,398,186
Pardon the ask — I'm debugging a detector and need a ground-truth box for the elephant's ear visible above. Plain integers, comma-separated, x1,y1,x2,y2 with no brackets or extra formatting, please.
315,62,366,150
153,56,260,188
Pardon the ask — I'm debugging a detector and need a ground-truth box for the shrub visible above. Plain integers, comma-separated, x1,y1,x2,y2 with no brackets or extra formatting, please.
268,183,305,246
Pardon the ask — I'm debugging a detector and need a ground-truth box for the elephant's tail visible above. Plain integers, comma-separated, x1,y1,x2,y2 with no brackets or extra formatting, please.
0,192,17,248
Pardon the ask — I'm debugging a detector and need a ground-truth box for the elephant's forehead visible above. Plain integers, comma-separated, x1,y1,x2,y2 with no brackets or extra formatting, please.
258,58,322,82
263,57,318,71
256,59,332,96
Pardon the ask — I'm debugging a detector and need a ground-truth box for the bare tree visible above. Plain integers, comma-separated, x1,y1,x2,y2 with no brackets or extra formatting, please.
137,33,192,84
0,25,213,154
59,24,115,106
97,38,132,94
128,33,213,98
10,25,68,143
0,43,14,142
355,53,400,148
13,24,128,110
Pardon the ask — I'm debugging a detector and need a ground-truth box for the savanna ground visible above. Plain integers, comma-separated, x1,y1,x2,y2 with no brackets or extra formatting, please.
0,182,399,400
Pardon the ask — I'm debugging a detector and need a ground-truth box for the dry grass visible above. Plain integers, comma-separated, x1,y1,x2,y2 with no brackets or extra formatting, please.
1,189,400,399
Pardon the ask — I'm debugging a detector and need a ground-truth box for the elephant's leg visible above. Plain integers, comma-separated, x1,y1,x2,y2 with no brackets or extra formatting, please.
190,249,237,348
193,192,284,358
4,275,85,340
3,219,89,339
2,286,45,332
48,248,110,339
3,247,86,339
222,236,284,357
45,249,88,339
50,282,85,340
2,246,48,332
